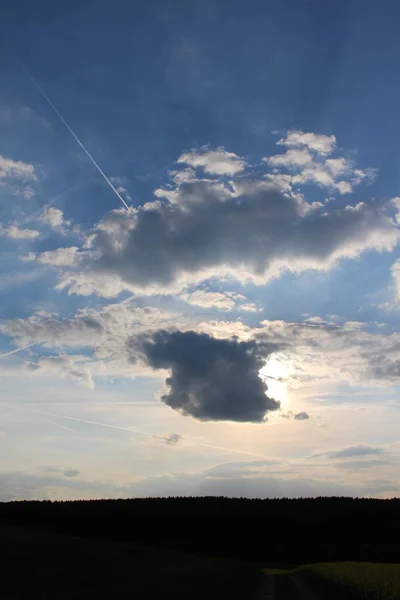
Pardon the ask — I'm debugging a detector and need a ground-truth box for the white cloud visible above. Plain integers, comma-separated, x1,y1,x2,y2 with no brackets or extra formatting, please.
393,197,400,224
56,271,132,298
325,157,351,177
0,155,37,200
41,207,65,228
277,130,336,155
180,290,237,310
26,247,83,267
265,148,313,168
266,133,375,196
177,146,246,175
21,186,36,200
0,155,37,181
179,289,258,312
25,354,94,389
391,258,400,301
2,225,39,239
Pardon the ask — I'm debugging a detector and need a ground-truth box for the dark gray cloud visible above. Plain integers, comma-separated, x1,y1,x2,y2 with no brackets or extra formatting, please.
81,178,397,292
280,410,310,420
162,433,183,445
311,444,385,460
294,411,310,421
63,469,80,478
130,330,280,422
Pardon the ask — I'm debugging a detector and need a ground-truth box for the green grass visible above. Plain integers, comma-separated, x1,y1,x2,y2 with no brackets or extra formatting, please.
264,562,400,599
296,562,400,600
0,524,262,599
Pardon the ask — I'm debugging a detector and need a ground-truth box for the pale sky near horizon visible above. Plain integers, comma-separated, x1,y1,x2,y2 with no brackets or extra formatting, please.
1,0,400,501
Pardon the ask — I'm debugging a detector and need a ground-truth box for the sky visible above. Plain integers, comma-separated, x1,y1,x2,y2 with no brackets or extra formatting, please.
1,0,400,501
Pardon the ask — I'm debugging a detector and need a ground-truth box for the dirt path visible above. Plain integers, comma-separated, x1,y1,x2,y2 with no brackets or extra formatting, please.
252,572,326,600
272,573,324,599
251,575,275,599
290,575,323,599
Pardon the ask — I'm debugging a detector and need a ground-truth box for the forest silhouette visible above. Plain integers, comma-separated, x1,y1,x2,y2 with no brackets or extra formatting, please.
2,496,400,565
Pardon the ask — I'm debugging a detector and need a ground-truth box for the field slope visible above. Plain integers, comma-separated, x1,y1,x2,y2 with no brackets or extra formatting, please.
0,524,262,599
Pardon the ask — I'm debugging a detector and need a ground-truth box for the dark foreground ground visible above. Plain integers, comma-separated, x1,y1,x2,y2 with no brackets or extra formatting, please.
3,523,400,599
3,524,400,599
0,524,262,599
3,497,400,598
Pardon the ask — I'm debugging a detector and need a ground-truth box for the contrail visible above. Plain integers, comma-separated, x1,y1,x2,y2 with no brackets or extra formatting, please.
0,344,34,360
23,65,129,210
6,404,272,460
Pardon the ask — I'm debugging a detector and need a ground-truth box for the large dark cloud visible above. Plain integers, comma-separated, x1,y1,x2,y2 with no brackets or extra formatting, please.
130,330,280,422
86,178,397,291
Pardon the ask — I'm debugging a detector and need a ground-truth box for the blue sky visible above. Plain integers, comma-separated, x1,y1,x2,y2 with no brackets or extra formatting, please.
1,0,400,500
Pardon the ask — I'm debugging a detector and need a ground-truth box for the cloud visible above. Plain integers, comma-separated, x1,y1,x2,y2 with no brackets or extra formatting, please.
279,410,310,421
266,131,376,195
0,155,37,181
0,105,50,129
294,411,310,421
5,306,400,398
25,354,94,389
62,165,398,296
266,148,314,169
110,176,132,202
276,130,336,155
130,330,280,422
179,289,258,312
24,247,83,267
333,459,390,470
177,146,246,175
311,444,385,460
161,433,183,445
63,468,80,478
1,303,183,351
257,319,400,388
205,460,280,478
40,207,65,228
391,258,400,301
369,358,400,381
180,289,237,310
0,155,37,199
2,225,39,239
0,303,186,381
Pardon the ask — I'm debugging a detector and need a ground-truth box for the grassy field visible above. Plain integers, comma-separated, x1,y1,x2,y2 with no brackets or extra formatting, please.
264,562,400,599
297,562,400,600
0,524,262,599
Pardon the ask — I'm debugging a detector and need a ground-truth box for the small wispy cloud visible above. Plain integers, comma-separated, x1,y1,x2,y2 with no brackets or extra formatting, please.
310,444,386,460
1,225,39,239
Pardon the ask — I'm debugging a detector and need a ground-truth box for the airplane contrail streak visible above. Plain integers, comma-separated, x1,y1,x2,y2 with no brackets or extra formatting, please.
6,404,271,460
0,344,35,360
23,65,129,210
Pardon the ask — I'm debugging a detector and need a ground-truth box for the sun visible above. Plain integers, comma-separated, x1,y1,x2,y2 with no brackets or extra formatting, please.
259,354,290,407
